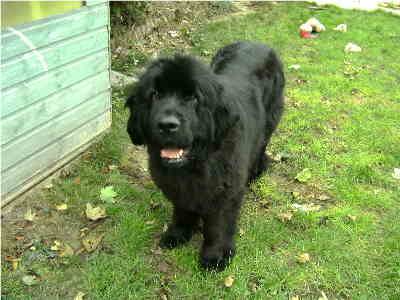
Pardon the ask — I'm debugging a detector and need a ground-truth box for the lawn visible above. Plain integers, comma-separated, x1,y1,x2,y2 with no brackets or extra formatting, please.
2,3,400,300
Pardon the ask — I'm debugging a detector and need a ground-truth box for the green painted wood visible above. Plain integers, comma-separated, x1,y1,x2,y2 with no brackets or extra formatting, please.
2,49,109,118
86,0,108,6
1,3,108,62
2,71,110,146
1,107,111,199
1,27,108,89
2,90,111,171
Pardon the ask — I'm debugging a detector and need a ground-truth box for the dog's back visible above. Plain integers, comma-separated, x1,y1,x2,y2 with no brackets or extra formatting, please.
212,41,284,141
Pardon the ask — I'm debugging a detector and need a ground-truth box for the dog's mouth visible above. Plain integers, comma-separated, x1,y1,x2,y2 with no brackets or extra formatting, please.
160,148,190,166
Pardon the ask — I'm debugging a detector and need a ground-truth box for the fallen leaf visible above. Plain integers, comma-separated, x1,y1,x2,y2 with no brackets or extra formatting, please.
15,236,24,241
82,233,105,252
292,191,301,199
44,183,54,189
56,203,68,211
150,248,163,255
160,294,168,300
333,24,347,32
86,203,107,221
224,275,234,288
277,212,293,221
163,224,168,232
392,168,400,180
347,214,357,221
108,165,118,171
22,275,38,286
297,253,311,263
145,219,156,225
74,177,81,185
345,42,362,52
150,200,161,210
295,168,312,183
318,194,330,201
74,291,86,300
24,208,35,222
100,186,118,203
292,203,320,212
59,244,74,257
288,64,301,70
168,30,179,38
51,240,62,251
292,296,300,300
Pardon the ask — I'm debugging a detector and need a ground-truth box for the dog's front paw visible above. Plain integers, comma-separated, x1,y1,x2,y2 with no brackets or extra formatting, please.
159,227,193,249
200,247,236,271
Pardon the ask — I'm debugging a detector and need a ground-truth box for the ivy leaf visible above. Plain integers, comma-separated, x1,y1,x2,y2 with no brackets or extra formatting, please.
100,186,118,203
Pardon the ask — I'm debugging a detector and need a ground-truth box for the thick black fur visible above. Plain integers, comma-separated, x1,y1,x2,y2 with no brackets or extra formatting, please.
126,41,285,271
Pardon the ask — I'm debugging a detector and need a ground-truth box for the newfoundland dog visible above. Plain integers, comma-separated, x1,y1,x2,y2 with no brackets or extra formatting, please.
126,41,285,271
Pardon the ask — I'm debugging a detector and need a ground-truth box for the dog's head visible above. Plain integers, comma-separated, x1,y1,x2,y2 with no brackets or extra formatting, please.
125,54,236,168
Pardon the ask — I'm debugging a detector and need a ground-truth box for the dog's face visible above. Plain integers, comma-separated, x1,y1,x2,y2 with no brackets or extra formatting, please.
126,55,232,169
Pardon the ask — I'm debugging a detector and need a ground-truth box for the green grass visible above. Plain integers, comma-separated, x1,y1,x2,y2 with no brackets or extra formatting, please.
2,3,400,299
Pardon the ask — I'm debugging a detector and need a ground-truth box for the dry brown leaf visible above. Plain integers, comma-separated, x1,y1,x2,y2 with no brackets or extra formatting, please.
86,203,107,221
74,177,81,185
15,236,24,241
277,212,293,221
56,203,68,211
297,253,311,263
224,275,234,287
82,233,105,252
347,214,357,221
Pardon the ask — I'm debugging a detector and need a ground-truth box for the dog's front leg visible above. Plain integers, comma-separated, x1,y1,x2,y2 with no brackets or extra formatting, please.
159,207,200,249
200,202,241,271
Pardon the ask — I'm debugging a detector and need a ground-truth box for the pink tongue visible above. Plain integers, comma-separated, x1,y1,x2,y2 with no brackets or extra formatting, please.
161,148,182,159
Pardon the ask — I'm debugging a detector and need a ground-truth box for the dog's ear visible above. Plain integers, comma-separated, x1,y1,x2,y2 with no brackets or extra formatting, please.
125,84,146,145
213,102,240,145
196,75,240,145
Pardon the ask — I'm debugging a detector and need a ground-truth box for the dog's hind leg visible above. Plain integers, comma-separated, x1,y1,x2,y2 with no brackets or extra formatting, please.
159,207,200,249
248,150,271,185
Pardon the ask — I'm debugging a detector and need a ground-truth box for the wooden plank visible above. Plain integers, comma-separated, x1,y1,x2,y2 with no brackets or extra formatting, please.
1,71,110,145
2,91,111,171
1,109,111,201
1,3,108,62
2,49,109,118
1,27,108,89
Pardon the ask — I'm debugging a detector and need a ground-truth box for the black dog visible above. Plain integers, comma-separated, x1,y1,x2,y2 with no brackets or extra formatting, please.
126,41,285,271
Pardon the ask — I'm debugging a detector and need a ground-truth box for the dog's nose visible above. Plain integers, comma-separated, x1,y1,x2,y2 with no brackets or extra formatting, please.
158,115,180,133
